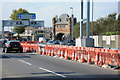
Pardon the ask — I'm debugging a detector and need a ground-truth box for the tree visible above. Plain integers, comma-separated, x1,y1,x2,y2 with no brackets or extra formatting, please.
10,8,29,36
73,12,120,39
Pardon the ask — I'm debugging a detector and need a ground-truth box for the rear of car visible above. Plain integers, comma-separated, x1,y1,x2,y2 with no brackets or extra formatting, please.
2,40,23,53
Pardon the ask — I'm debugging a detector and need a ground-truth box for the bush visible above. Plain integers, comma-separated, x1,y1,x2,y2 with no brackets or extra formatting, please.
105,31,120,35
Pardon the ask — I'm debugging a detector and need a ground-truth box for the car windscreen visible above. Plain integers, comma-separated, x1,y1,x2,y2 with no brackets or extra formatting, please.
10,42,20,46
49,41,54,43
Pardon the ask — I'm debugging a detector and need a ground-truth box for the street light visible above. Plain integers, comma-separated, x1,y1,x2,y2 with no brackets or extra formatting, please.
70,7,74,40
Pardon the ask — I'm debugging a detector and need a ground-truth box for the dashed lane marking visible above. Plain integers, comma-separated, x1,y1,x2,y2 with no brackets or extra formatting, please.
18,59,66,78
19,60,32,66
38,67,66,78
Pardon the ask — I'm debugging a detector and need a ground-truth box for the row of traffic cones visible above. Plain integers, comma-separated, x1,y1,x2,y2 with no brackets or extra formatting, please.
38,46,105,67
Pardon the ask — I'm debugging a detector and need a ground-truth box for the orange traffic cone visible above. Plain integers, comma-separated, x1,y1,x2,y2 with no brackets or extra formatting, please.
95,52,99,65
51,49,54,57
72,52,75,61
98,53,103,67
60,50,64,58
80,52,85,63
87,51,92,64
57,50,61,57
74,53,78,61
64,50,68,60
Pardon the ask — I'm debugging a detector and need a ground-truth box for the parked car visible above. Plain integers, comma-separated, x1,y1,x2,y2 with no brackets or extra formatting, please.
59,41,68,45
67,40,75,46
46,40,55,45
2,40,23,53
53,40,61,45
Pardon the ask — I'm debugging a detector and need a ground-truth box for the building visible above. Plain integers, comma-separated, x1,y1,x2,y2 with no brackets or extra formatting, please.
0,31,15,39
52,14,77,40
19,27,52,41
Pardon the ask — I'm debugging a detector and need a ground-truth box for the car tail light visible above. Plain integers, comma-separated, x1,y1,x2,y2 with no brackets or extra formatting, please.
7,45,11,47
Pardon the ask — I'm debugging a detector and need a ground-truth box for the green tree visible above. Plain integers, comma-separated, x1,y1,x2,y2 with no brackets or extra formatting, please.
73,22,80,38
10,8,29,36
73,12,119,39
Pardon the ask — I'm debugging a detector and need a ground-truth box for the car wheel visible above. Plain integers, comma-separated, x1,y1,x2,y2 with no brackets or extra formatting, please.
5,48,8,53
20,50,23,53
2,48,5,52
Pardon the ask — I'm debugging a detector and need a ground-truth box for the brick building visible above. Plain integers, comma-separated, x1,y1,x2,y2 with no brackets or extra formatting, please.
52,14,77,40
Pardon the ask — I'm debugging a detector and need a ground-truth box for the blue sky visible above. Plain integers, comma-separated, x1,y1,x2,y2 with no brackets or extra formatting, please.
0,0,120,30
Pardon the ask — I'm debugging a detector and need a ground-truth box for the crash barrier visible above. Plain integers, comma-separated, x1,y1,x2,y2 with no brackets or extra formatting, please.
20,41,39,52
37,45,120,67
20,42,120,68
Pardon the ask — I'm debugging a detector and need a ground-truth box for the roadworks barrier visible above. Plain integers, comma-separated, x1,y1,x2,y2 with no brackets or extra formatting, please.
20,42,120,70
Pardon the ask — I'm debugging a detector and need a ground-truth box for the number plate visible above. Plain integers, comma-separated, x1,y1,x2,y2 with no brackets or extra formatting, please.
13,48,18,49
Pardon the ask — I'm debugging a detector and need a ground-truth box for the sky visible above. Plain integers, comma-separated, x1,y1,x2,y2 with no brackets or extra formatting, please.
0,0,120,31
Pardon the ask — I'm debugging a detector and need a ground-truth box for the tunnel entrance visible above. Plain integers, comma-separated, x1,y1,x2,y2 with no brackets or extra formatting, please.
56,33,64,41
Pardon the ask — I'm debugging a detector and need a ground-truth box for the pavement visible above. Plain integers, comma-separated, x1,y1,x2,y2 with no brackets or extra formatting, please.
0,48,120,80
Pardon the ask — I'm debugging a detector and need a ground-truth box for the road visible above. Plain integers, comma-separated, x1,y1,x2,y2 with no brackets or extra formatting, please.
0,48,119,80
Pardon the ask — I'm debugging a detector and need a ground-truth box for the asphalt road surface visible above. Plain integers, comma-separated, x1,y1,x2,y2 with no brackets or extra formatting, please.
0,48,119,80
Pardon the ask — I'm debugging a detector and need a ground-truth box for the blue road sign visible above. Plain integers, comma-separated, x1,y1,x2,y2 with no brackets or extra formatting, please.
18,13,36,19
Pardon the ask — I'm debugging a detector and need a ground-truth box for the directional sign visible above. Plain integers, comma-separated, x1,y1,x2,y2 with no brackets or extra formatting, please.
18,13,36,19
12,20,30,27
2,20,12,26
30,21,44,27
2,20,44,27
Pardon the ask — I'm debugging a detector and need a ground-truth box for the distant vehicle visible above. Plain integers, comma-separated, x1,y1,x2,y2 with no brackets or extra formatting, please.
67,40,75,46
53,40,60,45
59,41,68,45
39,37,46,43
2,40,23,53
53,40,67,45
46,40,54,45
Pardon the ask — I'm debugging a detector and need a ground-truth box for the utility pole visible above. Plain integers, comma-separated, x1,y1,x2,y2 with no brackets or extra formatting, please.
86,0,90,38
80,0,84,39
70,7,74,40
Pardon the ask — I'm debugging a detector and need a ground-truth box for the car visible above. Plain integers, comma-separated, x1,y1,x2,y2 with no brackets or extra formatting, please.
67,40,75,46
2,40,23,53
53,40,61,45
59,41,68,45
46,40,55,45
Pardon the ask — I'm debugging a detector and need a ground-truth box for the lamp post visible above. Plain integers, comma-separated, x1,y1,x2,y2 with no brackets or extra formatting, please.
80,0,83,39
70,7,74,40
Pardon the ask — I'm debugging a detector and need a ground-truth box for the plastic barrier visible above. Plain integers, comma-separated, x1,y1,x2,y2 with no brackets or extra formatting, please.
21,42,120,68
20,41,39,52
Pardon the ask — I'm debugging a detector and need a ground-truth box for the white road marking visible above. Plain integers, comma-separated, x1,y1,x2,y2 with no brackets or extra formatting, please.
19,60,32,66
39,67,66,78
5,54,66,78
